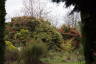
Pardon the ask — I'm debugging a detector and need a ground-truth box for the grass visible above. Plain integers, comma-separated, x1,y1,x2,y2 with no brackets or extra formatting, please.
41,58,85,64
41,51,85,64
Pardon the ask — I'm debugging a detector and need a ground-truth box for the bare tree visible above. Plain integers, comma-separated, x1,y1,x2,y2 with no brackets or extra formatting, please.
23,0,35,16
64,12,81,28
22,0,51,18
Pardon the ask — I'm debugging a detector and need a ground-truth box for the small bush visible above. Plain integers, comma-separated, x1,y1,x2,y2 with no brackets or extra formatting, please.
5,41,18,64
60,39,74,52
5,41,17,50
20,40,48,64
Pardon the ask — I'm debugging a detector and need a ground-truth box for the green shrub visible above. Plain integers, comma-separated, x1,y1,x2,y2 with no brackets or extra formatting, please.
20,40,48,64
5,41,18,64
5,41,17,50
60,39,74,52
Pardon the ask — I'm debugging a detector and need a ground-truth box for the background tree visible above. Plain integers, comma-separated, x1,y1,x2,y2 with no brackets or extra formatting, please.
64,12,80,28
22,0,51,18
52,0,96,64
0,0,6,64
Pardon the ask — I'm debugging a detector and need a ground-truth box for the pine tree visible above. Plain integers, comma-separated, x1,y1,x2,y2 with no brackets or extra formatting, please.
52,0,96,64
0,0,6,64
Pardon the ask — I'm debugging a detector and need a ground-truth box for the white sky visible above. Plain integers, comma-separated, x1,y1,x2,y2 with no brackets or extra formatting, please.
5,0,73,27
6,0,23,18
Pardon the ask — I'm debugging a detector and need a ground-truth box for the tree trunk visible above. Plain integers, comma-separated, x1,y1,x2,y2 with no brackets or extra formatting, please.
0,0,6,64
81,11,96,64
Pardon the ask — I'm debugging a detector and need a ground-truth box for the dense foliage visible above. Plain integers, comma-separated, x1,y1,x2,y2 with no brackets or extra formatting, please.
4,16,83,64
58,24,80,50
5,16,63,50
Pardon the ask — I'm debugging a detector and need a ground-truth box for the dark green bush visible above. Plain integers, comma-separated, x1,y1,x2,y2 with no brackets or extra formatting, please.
20,40,48,64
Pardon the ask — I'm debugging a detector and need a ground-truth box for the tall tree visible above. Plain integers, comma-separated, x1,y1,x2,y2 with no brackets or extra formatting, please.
52,0,96,64
0,0,6,64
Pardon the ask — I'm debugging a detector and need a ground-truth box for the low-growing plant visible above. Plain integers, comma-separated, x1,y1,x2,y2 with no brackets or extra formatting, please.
5,41,17,50
20,40,48,64
5,41,19,64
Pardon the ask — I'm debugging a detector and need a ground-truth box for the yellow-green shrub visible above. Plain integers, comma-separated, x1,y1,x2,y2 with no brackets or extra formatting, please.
5,41,17,50
60,39,74,51
5,41,18,64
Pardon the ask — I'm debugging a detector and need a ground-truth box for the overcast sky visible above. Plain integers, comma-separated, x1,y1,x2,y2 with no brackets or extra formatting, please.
6,0,23,18
5,0,73,27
